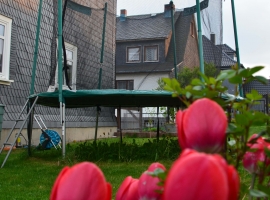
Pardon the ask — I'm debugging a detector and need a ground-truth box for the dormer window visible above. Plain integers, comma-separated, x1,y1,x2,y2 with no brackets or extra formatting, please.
144,45,158,62
127,46,141,63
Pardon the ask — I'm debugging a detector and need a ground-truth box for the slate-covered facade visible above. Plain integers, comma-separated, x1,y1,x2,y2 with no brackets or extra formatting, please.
0,0,117,145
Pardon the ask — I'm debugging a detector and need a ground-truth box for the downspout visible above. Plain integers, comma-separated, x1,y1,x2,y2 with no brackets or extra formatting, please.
196,0,205,75
231,0,243,97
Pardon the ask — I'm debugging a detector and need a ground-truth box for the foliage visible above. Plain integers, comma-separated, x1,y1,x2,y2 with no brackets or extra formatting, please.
162,64,270,198
0,148,173,199
74,136,180,162
157,62,218,90
157,63,219,122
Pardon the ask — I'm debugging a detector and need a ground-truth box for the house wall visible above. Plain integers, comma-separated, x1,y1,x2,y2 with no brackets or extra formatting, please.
116,39,166,65
0,126,117,148
182,16,200,68
0,0,117,143
117,72,170,90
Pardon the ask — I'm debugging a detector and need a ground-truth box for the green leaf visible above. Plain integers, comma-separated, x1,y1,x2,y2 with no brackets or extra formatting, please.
235,114,250,126
227,123,244,134
257,185,270,196
250,189,269,198
254,75,268,84
216,69,236,81
199,72,209,83
229,75,242,84
191,78,203,86
238,68,249,77
246,89,262,101
248,66,265,75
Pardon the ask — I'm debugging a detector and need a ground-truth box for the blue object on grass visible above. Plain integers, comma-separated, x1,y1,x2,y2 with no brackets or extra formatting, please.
40,129,61,149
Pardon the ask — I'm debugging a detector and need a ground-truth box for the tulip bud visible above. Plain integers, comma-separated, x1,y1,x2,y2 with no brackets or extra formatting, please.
163,149,239,200
243,134,270,174
138,162,166,200
176,98,227,153
50,162,111,200
116,176,139,200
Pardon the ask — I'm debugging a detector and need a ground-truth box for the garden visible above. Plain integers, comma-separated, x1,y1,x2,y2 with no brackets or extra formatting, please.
1,65,270,200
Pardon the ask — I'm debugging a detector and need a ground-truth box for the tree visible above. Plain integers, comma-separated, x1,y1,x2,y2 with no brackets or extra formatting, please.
177,63,219,87
156,63,219,123
157,63,219,90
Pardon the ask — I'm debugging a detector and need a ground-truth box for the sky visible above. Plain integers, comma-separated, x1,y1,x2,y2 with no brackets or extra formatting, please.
117,0,270,78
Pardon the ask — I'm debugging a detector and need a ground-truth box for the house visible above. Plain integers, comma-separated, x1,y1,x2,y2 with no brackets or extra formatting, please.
202,34,239,94
243,80,270,114
115,4,200,131
0,0,117,147
116,4,199,91
115,3,247,131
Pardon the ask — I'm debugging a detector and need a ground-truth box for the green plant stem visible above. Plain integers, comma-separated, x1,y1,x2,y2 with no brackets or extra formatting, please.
249,173,257,200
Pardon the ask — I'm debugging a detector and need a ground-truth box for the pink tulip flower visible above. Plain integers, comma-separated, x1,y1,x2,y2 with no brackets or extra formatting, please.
176,98,227,153
163,149,239,200
50,162,112,200
116,176,139,200
247,134,270,150
138,162,166,200
243,134,270,174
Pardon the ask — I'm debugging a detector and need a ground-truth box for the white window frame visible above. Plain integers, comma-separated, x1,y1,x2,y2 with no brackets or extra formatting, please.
144,45,159,62
0,15,12,83
126,46,141,63
55,42,77,90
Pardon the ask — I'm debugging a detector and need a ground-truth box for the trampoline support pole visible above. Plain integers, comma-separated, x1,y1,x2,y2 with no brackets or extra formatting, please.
94,107,99,142
155,107,160,161
117,106,122,144
27,103,34,156
61,102,66,157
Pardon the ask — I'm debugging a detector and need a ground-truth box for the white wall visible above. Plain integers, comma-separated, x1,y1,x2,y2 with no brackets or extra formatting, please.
116,72,170,90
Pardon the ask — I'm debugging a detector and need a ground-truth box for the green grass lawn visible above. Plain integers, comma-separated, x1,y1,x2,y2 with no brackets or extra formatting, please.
0,140,173,200
0,129,265,200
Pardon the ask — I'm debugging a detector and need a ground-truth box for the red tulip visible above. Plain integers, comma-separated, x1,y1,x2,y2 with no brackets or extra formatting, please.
176,98,227,153
163,149,239,200
247,134,270,149
138,162,166,200
116,176,139,200
243,134,270,174
50,162,111,200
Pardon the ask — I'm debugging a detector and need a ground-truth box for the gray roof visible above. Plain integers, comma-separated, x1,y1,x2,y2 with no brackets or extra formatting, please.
116,62,174,74
116,12,181,41
243,80,270,95
216,44,235,54
202,35,237,69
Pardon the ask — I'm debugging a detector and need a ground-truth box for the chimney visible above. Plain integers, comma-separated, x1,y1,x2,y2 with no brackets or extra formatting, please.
164,3,175,18
210,33,216,45
120,9,127,21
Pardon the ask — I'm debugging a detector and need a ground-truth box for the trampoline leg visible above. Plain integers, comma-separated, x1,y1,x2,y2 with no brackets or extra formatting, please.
61,102,66,157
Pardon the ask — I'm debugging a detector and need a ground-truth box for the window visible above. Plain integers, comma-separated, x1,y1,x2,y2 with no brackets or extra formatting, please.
116,80,134,90
55,42,77,90
0,15,12,81
144,45,158,62
127,47,140,62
